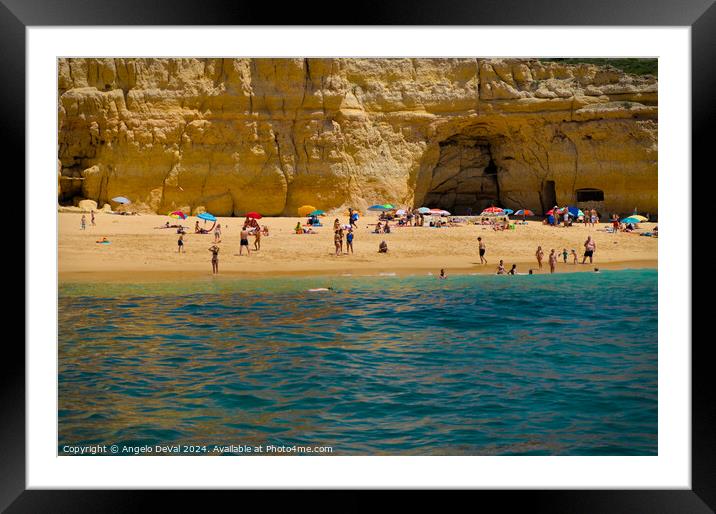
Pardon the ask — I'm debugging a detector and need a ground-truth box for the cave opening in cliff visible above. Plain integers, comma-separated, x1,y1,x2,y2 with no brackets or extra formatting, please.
540,180,557,213
422,135,503,215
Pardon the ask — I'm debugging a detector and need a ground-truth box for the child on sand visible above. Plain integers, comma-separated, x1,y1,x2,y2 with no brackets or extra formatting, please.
90,210,96,226
378,241,388,253
536,246,544,269
177,234,184,253
214,223,221,243
346,229,354,254
208,245,219,274
478,237,487,264
549,249,557,273
80,215,86,230
571,249,578,264
562,248,568,263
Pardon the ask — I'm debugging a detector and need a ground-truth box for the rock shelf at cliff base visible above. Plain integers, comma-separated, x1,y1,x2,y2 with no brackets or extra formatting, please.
58,58,657,218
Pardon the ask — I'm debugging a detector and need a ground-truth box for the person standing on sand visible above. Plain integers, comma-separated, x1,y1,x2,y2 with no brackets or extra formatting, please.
239,227,250,256
214,223,221,243
346,229,354,254
582,236,596,264
477,237,487,264
562,248,568,263
253,226,261,251
334,228,343,256
549,249,557,274
571,249,578,264
177,234,185,253
333,218,340,232
90,210,96,227
80,215,86,230
536,246,544,269
208,245,220,274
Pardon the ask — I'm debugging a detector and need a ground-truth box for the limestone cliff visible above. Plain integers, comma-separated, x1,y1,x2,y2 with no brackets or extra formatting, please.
57,58,657,216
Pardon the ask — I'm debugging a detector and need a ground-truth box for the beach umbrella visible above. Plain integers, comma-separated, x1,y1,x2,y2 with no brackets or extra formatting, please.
514,209,534,216
481,206,504,214
245,212,262,219
169,210,187,220
621,216,641,224
309,209,326,216
111,196,131,204
395,209,406,216
503,208,514,215
417,207,431,214
368,204,390,211
568,206,584,218
198,212,217,222
631,215,648,221
297,205,316,217
382,203,395,210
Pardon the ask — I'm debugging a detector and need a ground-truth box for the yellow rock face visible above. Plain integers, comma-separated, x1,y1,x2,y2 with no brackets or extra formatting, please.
57,58,657,216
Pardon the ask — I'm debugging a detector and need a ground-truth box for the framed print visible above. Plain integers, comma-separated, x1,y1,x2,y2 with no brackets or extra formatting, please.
5,0,712,511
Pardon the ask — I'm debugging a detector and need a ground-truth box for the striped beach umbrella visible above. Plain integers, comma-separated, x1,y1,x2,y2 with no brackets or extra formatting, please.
481,206,504,215
514,209,534,216
168,210,187,220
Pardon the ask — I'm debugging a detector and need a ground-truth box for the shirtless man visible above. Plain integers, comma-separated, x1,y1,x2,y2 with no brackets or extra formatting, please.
239,227,250,256
477,237,487,264
582,236,596,264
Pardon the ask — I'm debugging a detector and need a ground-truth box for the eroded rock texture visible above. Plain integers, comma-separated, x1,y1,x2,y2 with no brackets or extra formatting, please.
58,58,657,215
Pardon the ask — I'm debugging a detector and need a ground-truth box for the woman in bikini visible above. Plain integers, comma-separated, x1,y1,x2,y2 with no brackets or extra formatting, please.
536,246,544,269
208,245,220,274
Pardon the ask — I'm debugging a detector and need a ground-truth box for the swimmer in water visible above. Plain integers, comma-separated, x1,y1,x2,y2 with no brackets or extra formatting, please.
439,269,447,279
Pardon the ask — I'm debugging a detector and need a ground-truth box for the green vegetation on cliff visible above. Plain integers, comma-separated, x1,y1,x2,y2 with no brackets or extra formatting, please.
542,58,657,77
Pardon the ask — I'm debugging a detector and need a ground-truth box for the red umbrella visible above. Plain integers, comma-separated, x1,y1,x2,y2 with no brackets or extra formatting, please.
245,212,262,219
481,206,505,214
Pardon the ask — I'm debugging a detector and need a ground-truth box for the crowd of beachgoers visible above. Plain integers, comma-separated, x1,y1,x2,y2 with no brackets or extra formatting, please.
71,201,657,278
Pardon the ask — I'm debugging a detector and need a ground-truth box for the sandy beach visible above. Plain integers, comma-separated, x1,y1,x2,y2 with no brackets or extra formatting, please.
58,212,657,283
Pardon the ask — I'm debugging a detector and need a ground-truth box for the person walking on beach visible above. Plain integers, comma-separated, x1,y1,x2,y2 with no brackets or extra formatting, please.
477,237,487,264
582,236,596,264
214,223,221,243
80,215,86,230
536,246,544,269
239,227,250,256
549,249,557,274
208,245,220,274
346,228,354,254
90,210,96,227
590,209,598,226
177,234,185,253
253,226,261,251
571,249,578,264
562,248,568,263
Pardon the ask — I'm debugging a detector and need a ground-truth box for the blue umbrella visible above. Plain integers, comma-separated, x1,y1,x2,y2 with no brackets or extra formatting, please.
368,204,390,211
503,209,514,215
417,207,431,214
309,210,326,216
198,212,217,222
621,217,641,224
568,206,584,217
111,196,131,204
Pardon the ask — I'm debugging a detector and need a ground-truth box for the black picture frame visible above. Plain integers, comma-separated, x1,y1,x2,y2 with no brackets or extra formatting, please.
4,0,711,511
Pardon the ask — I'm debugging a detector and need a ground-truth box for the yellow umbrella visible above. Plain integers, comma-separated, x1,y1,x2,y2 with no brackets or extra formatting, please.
631,215,648,221
297,205,317,217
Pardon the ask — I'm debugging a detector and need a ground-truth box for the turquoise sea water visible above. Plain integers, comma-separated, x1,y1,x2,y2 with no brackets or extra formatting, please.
58,269,657,455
